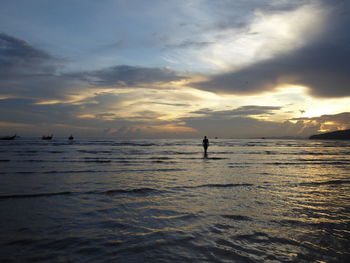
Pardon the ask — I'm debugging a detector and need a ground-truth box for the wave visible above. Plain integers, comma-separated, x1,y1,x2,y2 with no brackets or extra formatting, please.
78,150,113,154
0,183,254,200
205,157,229,160
8,167,186,175
299,180,350,186
103,187,162,195
0,186,170,200
15,170,101,174
295,158,350,164
111,142,158,147
176,183,254,190
149,157,172,160
0,191,72,199
234,231,304,250
84,159,112,163
198,183,253,188
221,214,252,221
266,161,350,165
161,151,198,155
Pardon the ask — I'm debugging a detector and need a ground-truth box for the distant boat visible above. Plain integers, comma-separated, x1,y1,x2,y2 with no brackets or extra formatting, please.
0,134,17,140
42,134,53,140
68,135,74,140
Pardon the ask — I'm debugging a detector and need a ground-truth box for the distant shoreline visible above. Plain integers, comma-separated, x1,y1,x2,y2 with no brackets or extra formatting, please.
309,129,350,140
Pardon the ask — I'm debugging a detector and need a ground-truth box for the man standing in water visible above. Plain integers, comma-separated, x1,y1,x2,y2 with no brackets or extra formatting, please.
202,136,209,157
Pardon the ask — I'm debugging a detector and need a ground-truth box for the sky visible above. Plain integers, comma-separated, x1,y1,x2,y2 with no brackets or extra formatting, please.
0,0,349,138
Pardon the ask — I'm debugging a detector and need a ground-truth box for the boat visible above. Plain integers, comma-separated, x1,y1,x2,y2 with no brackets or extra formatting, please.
0,134,17,140
42,134,53,140
68,135,74,140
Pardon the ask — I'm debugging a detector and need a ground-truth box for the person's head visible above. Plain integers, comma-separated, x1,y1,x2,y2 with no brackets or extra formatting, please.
204,136,207,139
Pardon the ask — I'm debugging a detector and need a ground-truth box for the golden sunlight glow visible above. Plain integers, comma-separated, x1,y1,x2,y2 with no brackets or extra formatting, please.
300,97,350,118
34,88,119,105
0,96,12,100
34,100,67,105
319,121,348,133
108,124,198,136
319,128,329,133
323,121,336,125
106,83,349,126
250,4,326,56
28,78,349,138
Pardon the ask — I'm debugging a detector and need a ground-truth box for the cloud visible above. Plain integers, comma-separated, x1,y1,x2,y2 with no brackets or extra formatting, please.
181,105,350,138
294,112,350,124
104,123,198,139
0,33,76,99
1,2,349,139
192,105,282,118
293,112,350,132
68,65,186,87
0,33,53,71
164,40,214,50
158,0,326,72
0,97,77,125
0,96,163,137
175,0,315,34
180,105,298,138
147,102,190,107
193,0,350,98
181,112,348,139
0,33,187,105
181,115,297,138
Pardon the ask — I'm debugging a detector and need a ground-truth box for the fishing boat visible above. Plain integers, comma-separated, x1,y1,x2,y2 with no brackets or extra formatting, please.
68,134,74,140
0,134,17,140
42,134,53,140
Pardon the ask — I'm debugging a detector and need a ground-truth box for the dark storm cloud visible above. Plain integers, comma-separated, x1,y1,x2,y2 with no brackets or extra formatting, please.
68,65,185,87
0,33,74,99
0,33,52,71
0,33,186,102
195,0,350,98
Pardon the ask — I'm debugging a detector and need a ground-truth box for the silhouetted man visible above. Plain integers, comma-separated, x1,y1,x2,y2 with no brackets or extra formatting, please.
202,136,209,156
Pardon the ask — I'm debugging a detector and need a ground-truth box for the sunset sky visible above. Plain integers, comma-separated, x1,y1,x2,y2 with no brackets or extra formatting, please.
1,0,349,138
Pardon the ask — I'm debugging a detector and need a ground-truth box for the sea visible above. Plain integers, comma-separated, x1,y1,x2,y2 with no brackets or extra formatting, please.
0,138,349,262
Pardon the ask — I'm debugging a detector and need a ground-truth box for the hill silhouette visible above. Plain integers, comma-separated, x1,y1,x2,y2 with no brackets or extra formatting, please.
309,129,350,140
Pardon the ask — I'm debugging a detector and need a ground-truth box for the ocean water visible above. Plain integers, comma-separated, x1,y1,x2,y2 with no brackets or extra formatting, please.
0,138,349,262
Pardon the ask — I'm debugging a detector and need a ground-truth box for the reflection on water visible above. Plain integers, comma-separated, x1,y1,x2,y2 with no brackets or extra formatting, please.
0,138,349,262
